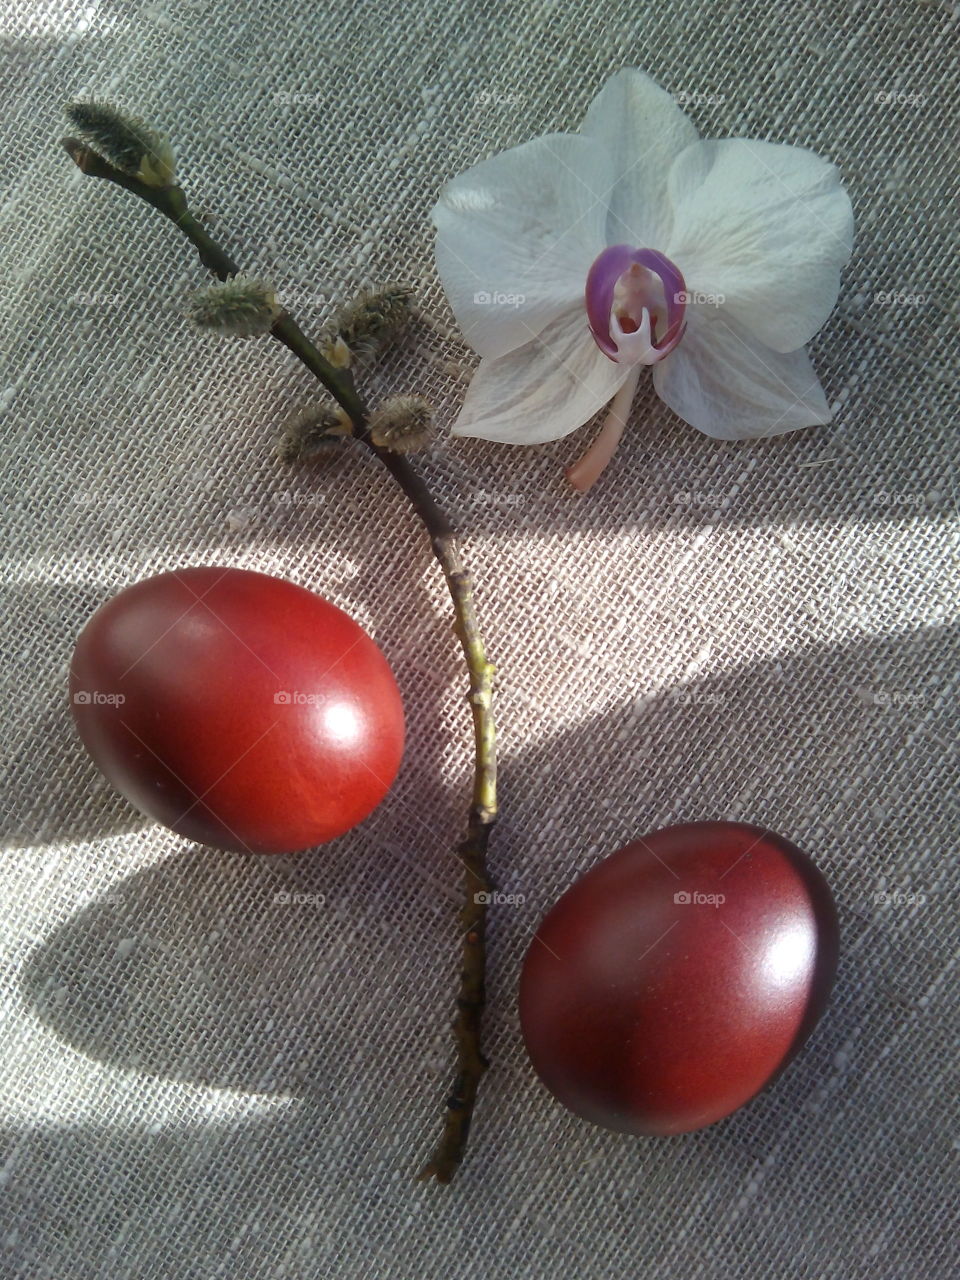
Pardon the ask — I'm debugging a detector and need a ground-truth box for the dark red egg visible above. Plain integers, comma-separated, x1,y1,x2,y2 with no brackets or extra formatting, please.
70,566,405,854
519,822,839,1135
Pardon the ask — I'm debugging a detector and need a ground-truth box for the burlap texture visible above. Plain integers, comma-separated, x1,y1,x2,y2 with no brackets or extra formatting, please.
1,1,958,1276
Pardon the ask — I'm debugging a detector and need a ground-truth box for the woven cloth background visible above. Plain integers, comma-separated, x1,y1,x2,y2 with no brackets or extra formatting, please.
2,1,958,1276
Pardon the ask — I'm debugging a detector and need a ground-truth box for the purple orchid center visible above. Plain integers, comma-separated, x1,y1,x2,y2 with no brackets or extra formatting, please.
585,245,687,365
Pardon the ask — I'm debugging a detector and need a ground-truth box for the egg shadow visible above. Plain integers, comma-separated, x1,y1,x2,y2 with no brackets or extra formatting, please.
19,847,444,1099
21,623,956,1126
487,619,955,1182
12,619,954,1272
14,528,471,1098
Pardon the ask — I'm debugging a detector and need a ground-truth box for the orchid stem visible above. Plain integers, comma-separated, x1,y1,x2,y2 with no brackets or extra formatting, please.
565,366,641,492
62,139,497,1185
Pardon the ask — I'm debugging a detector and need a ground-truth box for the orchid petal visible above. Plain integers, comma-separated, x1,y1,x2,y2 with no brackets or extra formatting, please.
652,308,832,439
451,306,632,444
579,68,699,248
665,138,854,353
432,134,613,360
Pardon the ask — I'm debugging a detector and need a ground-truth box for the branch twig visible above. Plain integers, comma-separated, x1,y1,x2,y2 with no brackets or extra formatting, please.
63,137,497,1183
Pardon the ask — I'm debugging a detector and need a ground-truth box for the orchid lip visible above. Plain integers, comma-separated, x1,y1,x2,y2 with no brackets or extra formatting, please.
585,245,687,365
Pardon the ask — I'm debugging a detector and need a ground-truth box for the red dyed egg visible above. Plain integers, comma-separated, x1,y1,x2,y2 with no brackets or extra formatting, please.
70,567,404,854
519,822,839,1135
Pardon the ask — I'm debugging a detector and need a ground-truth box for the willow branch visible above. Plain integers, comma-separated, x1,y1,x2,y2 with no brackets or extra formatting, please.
63,139,497,1184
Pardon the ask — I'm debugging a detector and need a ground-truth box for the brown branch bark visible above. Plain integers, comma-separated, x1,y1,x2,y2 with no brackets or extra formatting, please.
62,137,498,1183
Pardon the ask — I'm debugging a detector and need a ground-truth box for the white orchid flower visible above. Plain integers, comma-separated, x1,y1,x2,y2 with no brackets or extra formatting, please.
432,69,855,490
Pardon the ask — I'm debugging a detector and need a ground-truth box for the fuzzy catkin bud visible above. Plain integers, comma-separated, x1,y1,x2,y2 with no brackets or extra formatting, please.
368,396,434,453
278,405,353,461
187,276,281,338
64,99,176,187
327,285,413,362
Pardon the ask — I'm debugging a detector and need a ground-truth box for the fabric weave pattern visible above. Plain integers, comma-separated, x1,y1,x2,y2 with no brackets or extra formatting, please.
1,1,957,1276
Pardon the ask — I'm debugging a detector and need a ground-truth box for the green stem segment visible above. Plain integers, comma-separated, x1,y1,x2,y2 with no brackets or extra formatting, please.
63,138,497,1184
